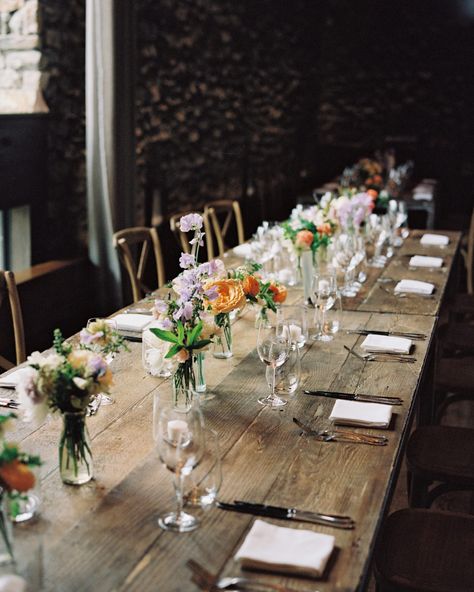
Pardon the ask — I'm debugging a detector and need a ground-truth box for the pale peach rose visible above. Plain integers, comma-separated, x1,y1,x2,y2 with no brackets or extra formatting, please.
295,229,314,250
205,279,246,314
175,349,190,363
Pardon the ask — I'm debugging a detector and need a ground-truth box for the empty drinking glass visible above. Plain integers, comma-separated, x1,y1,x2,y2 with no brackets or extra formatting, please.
184,428,222,508
256,321,291,407
277,305,308,348
312,273,337,341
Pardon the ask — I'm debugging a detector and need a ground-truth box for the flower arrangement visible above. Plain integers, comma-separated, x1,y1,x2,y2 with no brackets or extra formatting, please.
17,330,113,484
332,191,374,232
282,204,336,256
0,414,41,561
79,319,128,357
150,213,245,403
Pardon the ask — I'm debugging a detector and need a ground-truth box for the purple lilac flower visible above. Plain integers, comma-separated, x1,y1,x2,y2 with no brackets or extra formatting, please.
179,213,203,232
157,318,173,330
87,355,108,377
204,285,219,301
79,328,102,345
173,301,194,322
179,252,195,269
189,233,204,247
154,299,168,314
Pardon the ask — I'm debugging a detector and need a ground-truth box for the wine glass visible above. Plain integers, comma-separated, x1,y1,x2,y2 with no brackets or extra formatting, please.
154,404,204,532
312,273,337,341
256,321,291,407
184,427,222,508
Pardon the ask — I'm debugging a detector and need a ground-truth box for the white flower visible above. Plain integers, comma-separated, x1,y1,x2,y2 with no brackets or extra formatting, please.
73,377,89,390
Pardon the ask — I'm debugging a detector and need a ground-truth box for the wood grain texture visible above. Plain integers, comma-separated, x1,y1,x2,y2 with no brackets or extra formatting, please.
1,230,459,592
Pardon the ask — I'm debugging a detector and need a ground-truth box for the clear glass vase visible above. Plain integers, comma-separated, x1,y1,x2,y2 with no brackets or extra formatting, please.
0,492,14,567
172,359,195,410
213,313,232,359
59,411,93,485
300,250,314,304
193,352,206,393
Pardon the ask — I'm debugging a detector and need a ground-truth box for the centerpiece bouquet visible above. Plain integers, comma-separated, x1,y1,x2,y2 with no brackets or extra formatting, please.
149,213,245,406
0,414,41,565
17,330,113,485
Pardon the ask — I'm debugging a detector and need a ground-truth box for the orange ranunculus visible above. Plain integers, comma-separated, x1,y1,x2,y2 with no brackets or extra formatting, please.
205,279,246,314
317,222,332,236
269,283,288,304
367,189,378,201
0,460,35,493
242,275,260,297
294,229,314,250
372,174,383,185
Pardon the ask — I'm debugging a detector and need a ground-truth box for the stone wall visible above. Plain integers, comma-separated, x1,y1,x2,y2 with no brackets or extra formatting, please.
136,0,324,231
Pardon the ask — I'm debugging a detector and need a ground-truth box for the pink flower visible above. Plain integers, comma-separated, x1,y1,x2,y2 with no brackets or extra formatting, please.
179,213,203,232
295,229,314,250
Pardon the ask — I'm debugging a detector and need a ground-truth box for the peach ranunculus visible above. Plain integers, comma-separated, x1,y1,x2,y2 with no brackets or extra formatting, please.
205,279,246,314
175,349,190,363
367,188,378,201
317,222,332,237
294,229,314,250
0,460,36,492
242,274,260,297
269,283,288,304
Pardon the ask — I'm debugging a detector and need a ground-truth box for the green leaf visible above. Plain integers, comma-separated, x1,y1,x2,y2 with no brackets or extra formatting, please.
149,328,179,344
177,321,185,344
164,344,182,359
187,320,203,346
191,339,211,350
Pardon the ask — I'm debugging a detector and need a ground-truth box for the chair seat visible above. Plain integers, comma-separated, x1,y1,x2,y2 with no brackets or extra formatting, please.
407,426,474,486
375,509,474,592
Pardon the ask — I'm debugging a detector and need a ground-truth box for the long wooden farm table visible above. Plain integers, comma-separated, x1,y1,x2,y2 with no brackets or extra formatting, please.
1,230,461,592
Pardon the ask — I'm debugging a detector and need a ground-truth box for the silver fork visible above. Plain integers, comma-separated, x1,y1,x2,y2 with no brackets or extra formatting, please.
293,418,388,446
343,345,416,363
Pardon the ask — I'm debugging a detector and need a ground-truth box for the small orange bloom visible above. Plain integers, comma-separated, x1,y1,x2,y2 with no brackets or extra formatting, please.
372,174,383,185
269,283,288,304
295,229,314,250
0,460,35,493
367,189,378,201
317,223,332,236
242,275,260,297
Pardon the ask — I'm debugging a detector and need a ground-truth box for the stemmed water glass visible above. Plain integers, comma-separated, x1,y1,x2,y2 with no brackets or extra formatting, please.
256,321,291,407
312,273,337,341
154,403,204,532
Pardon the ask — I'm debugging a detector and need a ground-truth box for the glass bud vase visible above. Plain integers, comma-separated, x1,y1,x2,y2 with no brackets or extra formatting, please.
0,491,14,567
172,358,195,411
213,313,233,359
59,411,93,486
193,352,206,393
300,250,314,304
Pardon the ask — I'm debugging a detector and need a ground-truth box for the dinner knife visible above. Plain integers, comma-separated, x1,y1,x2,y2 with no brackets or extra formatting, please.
217,501,355,529
346,329,427,340
303,389,403,405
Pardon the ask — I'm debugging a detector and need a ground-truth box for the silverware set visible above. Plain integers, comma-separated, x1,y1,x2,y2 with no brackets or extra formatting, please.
0,397,19,409
346,328,427,341
187,558,320,592
293,417,388,446
344,345,416,364
303,389,403,406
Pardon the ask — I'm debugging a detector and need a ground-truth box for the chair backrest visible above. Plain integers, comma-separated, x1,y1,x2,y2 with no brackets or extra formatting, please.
0,271,26,370
113,226,166,303
203,200,245,253
466,208,474,294
169,211,217,261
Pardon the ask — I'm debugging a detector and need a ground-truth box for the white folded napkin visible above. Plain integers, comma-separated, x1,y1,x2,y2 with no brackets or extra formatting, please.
0,575,27,592
233,243,253,258
235,519,335,578
420,233,449,246
412,192,433,201
113,313,151,333
0,368,29,389
409,255,443,268
394,279,435,295
361,334,412,354
329,399,392,428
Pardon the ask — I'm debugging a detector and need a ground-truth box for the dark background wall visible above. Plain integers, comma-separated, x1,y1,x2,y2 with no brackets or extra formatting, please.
29,0,474,261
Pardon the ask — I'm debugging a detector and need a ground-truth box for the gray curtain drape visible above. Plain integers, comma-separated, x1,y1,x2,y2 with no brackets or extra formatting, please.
86,0,135,313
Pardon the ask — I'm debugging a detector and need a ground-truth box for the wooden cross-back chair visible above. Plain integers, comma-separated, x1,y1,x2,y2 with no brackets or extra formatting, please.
169,210,219,262
113,227,166,303
461,207,474,295
0,271,26,371
203,200,245,255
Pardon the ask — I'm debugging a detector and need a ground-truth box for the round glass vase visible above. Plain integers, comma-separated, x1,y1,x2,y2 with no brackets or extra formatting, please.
59,411,93,486
213,313,232,359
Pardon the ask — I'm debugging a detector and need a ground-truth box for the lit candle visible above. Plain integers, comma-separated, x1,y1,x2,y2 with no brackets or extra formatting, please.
167,419,188,443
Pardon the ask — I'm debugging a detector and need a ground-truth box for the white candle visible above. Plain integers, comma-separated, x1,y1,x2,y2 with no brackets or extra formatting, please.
318,279,330,292
167,419,188,443
283,323,303,343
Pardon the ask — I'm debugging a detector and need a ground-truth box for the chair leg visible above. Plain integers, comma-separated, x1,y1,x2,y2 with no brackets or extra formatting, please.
408,470,430,508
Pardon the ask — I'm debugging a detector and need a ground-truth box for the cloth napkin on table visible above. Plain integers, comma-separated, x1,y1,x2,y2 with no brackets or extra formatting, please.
232,243,253,258
420,233,449,246
0,575,27,592
0,367,29,389
329,399,392,428
409,255,443,268
394,279,435,295
113,313,151,333
235,519,335,578
361,334,412,355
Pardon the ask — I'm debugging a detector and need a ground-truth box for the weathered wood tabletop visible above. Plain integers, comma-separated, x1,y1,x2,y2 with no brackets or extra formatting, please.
1,230,460,592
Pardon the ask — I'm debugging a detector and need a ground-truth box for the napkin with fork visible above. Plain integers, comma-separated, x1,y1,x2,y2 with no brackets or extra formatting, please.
113,313,152,333
394,279,435,295
235,519,335,578
409,255,443,268
361,334,412,355
329,399,392,428
420,233,449,246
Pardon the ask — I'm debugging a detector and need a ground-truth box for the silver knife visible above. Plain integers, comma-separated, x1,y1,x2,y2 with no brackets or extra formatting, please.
303,390,403,405
346,329,427,340
217,501,355,529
